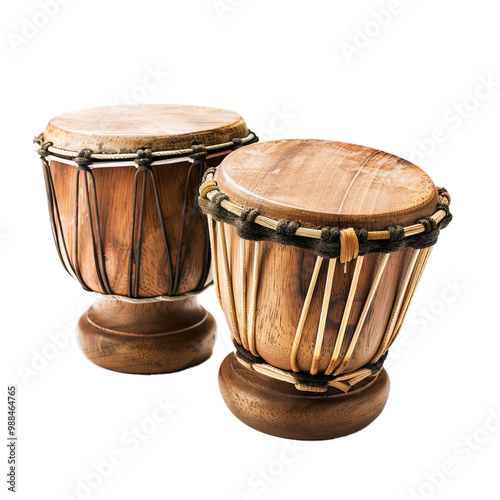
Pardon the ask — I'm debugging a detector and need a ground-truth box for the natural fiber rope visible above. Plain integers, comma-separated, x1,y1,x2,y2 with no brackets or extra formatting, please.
198,173,452,260
95,282,212,303
325,255,364,375
340,228,359,265
35,132,258,301
371,248,421,363
213,218,428,392
218,221,241,343
207,216,221,303
333,253,390,375
240,238,249,350
211,189,441,391
310,258,337,375
234,339,387,393
390,246,433,343
34,132,257,161
247,241,261,356
290,256,323,372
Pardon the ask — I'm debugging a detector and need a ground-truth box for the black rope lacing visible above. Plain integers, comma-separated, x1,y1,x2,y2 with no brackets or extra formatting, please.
35,130,258,297
38,139,78,282
199,186,452,259
233,339,388,391
74,149,112,294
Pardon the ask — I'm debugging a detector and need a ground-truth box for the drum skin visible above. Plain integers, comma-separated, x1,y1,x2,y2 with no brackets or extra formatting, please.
213,139,439,376
43,104,249,154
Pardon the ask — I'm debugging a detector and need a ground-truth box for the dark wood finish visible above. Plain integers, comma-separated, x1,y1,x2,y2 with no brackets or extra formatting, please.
219,354,390,440
49,157,218,296
216,139,438,230
44,105,249,153
77,297,216,374
42,105,250,374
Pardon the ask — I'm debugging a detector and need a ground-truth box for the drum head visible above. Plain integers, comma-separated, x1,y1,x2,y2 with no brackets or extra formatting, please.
215,139,439,230
43,105,249,154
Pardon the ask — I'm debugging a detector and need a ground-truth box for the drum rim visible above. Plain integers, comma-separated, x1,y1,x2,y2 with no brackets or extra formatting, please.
33,131,257,166
212,139,440,226
41,104,251,155
199,168,452,262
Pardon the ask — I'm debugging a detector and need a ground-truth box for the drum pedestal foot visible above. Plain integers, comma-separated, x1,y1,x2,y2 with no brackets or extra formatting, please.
219,353,390,440
77,296,216,374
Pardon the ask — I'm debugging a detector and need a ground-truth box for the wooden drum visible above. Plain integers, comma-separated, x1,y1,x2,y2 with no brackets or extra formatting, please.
199,139,452,439
35,105,256,374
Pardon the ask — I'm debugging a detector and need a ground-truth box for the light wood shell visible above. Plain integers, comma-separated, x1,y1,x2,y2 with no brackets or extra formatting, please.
215,225,424,373
211,140,437,375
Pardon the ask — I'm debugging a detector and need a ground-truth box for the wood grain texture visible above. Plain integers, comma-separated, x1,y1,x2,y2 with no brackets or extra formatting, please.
215,222,414,373
213,140,437,373
216,139,438,230
42,104,251,374
211,139,437,438
49,156,217,297
219,354,390,440
44,105,249,153
77,297,216,374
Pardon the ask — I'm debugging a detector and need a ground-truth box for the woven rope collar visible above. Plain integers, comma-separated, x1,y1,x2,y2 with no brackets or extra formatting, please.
33,131,258,162
233,340,387,393
199,168,452,262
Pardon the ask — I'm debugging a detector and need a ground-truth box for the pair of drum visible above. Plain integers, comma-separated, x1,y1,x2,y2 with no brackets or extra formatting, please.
35,105,452,440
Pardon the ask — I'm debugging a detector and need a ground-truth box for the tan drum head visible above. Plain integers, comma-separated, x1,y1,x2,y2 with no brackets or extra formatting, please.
215,139,439,230
43,104,250,154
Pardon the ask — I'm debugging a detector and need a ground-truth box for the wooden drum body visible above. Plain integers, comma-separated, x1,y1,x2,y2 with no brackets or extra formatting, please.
200,139,452,439
36,105,256,374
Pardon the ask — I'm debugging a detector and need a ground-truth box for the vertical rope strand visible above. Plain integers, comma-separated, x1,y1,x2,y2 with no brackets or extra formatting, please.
133,171,147,297
196,164,212,291
147,168,174,295
372,249,420,363
196,216,212,290
389,246,434,346
83,170,110,294
240,238,249,350
310,258,337,375
290,257,324,372
325,256,364,375
247,241,261,357
73,170,91,291
333,253,389,375
218,221,241,343
172,162,197,294
207,216,221,303
87,169,112,294
41,159,77,279
127,169,140,296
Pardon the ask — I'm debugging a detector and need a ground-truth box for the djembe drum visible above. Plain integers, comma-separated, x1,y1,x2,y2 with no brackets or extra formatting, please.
199,139,452,439
34,104,256,374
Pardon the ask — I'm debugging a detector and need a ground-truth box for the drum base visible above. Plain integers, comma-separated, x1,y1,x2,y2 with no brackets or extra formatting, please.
219,353,390,440
77,296,216,374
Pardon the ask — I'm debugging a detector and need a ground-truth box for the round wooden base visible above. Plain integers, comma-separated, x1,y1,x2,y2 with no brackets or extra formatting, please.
77,296,216,374
219,353,390,440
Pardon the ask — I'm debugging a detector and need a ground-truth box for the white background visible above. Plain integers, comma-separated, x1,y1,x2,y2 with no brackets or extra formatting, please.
1,1,499,499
